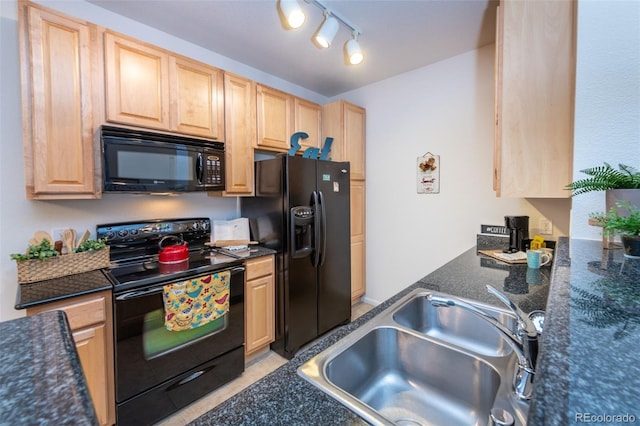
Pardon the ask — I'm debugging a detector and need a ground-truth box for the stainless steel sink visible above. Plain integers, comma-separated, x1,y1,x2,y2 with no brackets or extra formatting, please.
298,289,530,426
324,327,501,425
392,292,517,357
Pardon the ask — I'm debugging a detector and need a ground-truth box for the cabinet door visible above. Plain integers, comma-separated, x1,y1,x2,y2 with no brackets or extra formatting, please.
322,100,366,176
21,5,97,199
494,0,575,197
245,274,275,355
293,98,322,154
170,56,224,139
245,255,275,355
73,325,110,426
222,73,255,196
104,32,170,130
343,103,366,180
256,85,292,151
350,180,366,301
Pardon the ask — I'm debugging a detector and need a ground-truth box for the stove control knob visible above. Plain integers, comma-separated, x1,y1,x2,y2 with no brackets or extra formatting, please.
104,231,116,240
117,229,129,238
129,229,139,236
191,222,200,231
201,221,209,230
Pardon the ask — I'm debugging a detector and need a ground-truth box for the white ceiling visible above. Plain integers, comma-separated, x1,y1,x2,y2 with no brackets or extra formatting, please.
87,0,498,98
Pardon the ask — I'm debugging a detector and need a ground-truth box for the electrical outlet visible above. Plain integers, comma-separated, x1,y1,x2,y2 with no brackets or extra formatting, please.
539,218,553,235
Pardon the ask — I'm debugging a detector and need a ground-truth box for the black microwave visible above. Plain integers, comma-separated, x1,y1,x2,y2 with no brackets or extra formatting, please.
101,126,225,193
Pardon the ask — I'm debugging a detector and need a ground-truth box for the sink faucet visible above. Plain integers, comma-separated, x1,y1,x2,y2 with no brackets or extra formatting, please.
426,285,539,400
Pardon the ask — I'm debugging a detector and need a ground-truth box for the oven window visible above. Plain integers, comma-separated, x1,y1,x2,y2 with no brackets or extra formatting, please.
143,309,228,360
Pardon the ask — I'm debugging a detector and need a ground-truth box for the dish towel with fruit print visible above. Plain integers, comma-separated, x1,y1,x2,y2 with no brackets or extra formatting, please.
162,270,230,331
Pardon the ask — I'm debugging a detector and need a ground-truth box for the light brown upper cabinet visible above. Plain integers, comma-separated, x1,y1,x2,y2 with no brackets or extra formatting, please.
222,73,256,196
294,97,322,154
322,100,366,180
256,84,322,154
104,31,224,140
494,0,576,198
170,56,225,139
104,32,170,130
19,1,100,199
256,84,293,151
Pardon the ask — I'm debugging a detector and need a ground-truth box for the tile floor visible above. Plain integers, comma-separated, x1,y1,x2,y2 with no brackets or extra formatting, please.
156,301,374,426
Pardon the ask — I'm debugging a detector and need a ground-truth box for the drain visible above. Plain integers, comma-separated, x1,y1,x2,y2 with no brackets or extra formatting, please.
394,418,423,426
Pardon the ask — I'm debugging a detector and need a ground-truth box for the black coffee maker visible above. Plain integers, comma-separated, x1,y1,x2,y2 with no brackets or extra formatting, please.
504,215,529,253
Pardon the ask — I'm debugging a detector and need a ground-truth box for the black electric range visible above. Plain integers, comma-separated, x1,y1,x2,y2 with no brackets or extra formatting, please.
97,218,243,293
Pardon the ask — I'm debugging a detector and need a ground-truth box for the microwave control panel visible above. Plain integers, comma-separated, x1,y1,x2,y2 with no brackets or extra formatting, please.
205,154,223,186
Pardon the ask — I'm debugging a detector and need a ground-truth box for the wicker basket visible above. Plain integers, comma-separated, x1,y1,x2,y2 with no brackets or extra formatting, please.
16,247,111,284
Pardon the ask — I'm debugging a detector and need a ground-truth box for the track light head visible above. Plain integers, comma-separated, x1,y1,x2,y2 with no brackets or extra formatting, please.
279,0,305,29
315,13,339,48
345,34,363,65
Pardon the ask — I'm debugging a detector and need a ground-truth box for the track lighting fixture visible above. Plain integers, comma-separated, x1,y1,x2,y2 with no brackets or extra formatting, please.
279,0,305,29
345,33,363,65
278,0,364,65
315,13,339,48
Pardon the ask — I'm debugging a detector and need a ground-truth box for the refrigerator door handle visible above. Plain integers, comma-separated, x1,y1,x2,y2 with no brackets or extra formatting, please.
312,191,321,268
319,191,327,266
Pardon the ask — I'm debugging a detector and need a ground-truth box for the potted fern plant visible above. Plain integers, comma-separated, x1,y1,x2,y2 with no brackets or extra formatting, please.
592,200,640,258
567,163,640,215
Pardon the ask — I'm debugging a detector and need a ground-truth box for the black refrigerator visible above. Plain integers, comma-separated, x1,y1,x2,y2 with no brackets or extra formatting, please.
241,155,351,359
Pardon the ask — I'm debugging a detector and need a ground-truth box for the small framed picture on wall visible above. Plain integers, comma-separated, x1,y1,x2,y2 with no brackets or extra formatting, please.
417,152,440,194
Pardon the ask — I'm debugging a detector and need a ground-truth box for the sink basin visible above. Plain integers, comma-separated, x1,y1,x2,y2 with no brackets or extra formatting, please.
298,289,530,426
323,327,501,425
392,293,517,357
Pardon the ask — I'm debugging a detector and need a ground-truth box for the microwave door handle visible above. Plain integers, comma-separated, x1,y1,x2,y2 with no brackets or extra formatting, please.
196,152,204,185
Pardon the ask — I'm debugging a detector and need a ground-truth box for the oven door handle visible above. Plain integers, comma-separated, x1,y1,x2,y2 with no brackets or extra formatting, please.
115,266,245,301
115,286,165,300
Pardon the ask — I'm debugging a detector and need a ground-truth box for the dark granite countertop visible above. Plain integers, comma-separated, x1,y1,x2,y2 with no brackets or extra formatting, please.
191,238,640,425
189,245,553,425
15,269,113,310
530,238,640,425
0,310,98,425
14,247,276,311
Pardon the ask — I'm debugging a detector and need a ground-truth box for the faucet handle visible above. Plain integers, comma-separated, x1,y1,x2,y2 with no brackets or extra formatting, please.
486,285,538,337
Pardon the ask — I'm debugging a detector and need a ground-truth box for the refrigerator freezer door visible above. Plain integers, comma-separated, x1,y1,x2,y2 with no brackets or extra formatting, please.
285,156,320,354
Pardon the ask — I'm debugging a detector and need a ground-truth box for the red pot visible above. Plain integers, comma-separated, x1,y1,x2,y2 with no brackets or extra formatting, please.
158,235,189,264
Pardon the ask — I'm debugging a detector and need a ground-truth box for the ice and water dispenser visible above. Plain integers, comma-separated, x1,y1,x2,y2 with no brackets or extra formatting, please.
290,206,314,258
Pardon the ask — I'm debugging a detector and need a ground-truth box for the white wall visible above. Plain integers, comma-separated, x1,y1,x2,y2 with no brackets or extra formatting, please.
338,45,570,305
570,0,640,239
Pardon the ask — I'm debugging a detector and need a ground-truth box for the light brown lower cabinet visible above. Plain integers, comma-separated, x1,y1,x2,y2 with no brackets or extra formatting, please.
244,255,275,356
27,290,115,426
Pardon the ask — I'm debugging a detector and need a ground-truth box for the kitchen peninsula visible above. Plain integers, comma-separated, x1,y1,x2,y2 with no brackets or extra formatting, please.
0,310,98,425
189,237,640,425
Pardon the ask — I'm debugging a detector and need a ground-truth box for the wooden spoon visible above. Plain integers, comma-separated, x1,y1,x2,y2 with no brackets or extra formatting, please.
33,230,53,245
77,230,90,248
61,229,75,254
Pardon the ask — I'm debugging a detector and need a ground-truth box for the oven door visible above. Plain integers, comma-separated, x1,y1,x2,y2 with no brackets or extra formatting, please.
113,266,245,405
